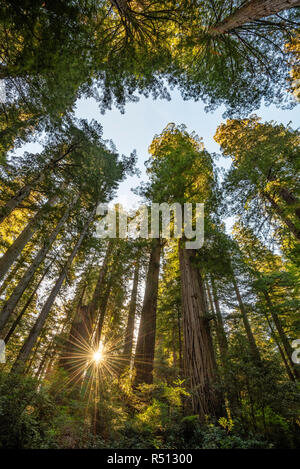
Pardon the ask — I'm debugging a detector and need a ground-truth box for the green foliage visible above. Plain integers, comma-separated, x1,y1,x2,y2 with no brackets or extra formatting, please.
0,371,56,448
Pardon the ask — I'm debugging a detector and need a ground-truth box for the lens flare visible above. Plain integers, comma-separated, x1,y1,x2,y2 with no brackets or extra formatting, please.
93,349,103,364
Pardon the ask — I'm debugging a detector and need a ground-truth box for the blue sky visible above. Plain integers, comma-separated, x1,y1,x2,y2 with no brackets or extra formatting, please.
75,88,299,218
13,86,298,235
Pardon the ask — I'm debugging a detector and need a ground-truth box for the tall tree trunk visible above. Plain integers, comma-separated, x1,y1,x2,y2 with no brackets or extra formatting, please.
0,258,23,296
264,291,300,379
3,262,52,343
263,308,296,382
60,279,88,372
11,207,96,372
0,192,60,280
0,143,77,224
0,184,32,225
177,306,184,377
231,272,262,364
277,187,300,220
85,242,113,342
210,276,228,361
123,260,140,367
95,279,112,345
62,243,112,371
209,0,300,35
179,245,224,419
34,339,54,381
134,240,161,387
207,277,240,416
0,200,76,332
262,191,300,240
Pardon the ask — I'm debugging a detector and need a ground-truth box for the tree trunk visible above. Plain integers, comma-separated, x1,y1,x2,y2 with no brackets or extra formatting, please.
207,278,241,416
0,143,77,224
134,240,161,387
0,184,32,225
0,200,75,333
210,276,228,361
86,241,113,342
209,0,300,35
34,339,54,381
0,258,23,296
0,192,60,281
11,207,96,372
3,262,52,343
264,291,300,380
110,0,130,15
231,272,262,364
123,260,140,367
177,306,184,377
62,242,112,371
263,308,295,382
179,245,224,419
277,187,300,221
95,279,112,344
262,191,300,240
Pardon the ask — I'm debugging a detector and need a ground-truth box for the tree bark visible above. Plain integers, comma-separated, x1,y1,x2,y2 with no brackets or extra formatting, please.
0,200,76,333
209,0,300,35
277,187,300,221
231,272,262,364
179,245,224,419
264,291,300,380
134,240,161,387
0,184,32,225
263,308,296,382
95,279,112,344
0,192,61,281
207,278,241,415
0,258,23,296
263,191,300,240
210,276,228,361
3,262,52,344
86,241,113,341
62,242,112,371
0,143,77,225
11,207,96,372
123,259,140,367
177,306,184,377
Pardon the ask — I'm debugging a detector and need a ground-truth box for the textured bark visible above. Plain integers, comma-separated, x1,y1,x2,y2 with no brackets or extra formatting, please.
0,184,32,225
0,192,60,281
231,272,262,364
134,240,161,387
207,278,240,415
86,242,113,340
210,277,228,361
11,207,96,371
179,246,224,419
95,279,112,344
63,243,112,370
3,262,51,343
277,187,300,220
0,144,77,225
209,0,300,35
263,309,295,382
0,200,75,333
0,258,23,296
264,291,300,380
123,260,140,367
177,306,184,377
34,340,54,381
263,191,300,240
